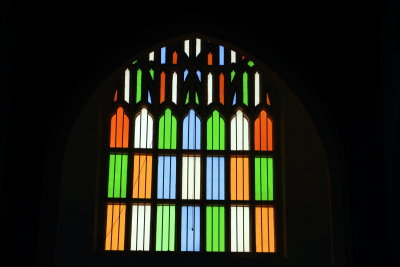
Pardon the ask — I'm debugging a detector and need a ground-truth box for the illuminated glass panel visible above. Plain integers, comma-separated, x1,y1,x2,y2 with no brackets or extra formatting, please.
219,73,224,104
230,156,249,200
230,109,249,151
149,51,154,61
196,38,201,56
243,72,248,105
108,154,128,198
207,73,213,105
181,206,200,251
230,205,250,252
160,72,166,103
110,107,129,148
254,110,273,151
254,72,260,106
231,50,236,63
181,156,201,200
156,205,176,251
219,46,224,65
255,206,275,252
124,69,130,103
158,109,177,149
184,69,188,80
132,155,152,199
161,47,166,64
206,206,225,252
184,40,190,57
206,110,225,150
134,108,153,149
105,204,126,251
182,109,201,150
136,69,142,103
208,52,213,65
255,157,273,201
172,51,178,64
172,72,178,104
131,204,151,251
157,156,177,199
206,157,225,200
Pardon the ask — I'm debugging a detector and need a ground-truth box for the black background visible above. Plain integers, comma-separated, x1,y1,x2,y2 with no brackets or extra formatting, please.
2,1,399,266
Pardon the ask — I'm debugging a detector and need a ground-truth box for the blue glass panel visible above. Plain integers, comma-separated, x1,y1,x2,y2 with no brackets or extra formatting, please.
206,157,225,200
196,70,201,81
184,69,189,81
148,90,152,103
181,206,200,251
161,47,166,64
219,46,224,65
157,156,176,199
183,109,201,150
233,92,237,105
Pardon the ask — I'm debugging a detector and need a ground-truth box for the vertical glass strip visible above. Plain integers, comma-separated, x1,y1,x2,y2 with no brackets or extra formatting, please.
230,156,249,200
230,205,250,252
181,206,200,251
105,204,126,251
206,206,225,252
134,108,153,149
219,73,224,105
161,47,166,64
254,110,273,151
255,157,274,201
110,107,129,148
231,50,236,63
184,69,189,81
158,109,177,149
196,38,201,57
172,72,178,104
184,40,190,57
132,155,152,199
149,69,154,80
182,109,201,150
160,72,166,103
230,110,249,151
243,72,248,106
172,51,178,64
196,70,201,81
231,70,235,82
254,72,260,106
181,156,201,200
136,69,142,103
157,156,177,199
208,52,213,65
156,205,176,251
149,51,154,61
206,110,225,150
219,46,224,65
124,69,130,103
131,204,151,251
108,154,128,198
207,73,213,105
255,206,275,252
206,157,225,200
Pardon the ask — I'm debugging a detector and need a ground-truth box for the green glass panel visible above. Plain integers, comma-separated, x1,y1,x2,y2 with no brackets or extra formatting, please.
255,157,274,200
171,115,177,149
136,69,142,103
107,154,127,198
165,109,171,149
231,70,235,82
185,92,189,104
212,111,219,150
207,117,212,150
195,92,199,104
207,110,225,150
132,60,137,64
219,116,225,150
206,206,225,252
268,158,274,200
149,68,154,80
158,115,165,149
255,157,261,200
158,109,176,149
243,71,248,106
247,60,255,67
156,205,175,251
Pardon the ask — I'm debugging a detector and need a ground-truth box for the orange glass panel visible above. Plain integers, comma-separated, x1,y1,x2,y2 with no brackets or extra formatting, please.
110,107,129,148
113,90,118,102
172,51,178,64
219,73,224,105
160,72,166,103
133,155,152,198
105,204,126,251
208,52,213,65
266,93,271,105
230,156,249,200
255,206,275,252
254,110,273,151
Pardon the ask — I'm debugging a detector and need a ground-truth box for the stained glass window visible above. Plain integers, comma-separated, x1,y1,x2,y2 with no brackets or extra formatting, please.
104,37,277,253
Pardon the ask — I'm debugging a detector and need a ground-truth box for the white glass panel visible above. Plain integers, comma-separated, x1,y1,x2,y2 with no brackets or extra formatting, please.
231,50,236,63
230,206,250,252
131,204,151,251
230,110,249,150
149,51,154,61
184,40,190,57
255,72,260,106
196,38,201,57
172,72,178,104
134,108,153,148
207,73,213,105
181,156,201,200
124,69,130,103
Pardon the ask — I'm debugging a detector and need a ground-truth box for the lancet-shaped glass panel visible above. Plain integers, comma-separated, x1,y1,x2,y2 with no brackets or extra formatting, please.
230,109,249,151
206,110,225,150
134,108,153,149
124,69,130,103
182,109,201,150
254,110,273,151
158,109,177,149
110,107,129,148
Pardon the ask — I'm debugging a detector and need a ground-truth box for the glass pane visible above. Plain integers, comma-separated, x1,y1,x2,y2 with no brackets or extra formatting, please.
181,206,200,251
105,204,126,251
231,50,236,63
255,157,273,201
255,206,275,252
184,40,190,57
230,109,249,151
254,72,260,106
124,69,130,103
172,72,177,104
230,156,249,200
161,47,166,64
108,154,128,198
134,108,153,149
149,51,154,61
157,156,177,199
242,71,248,105
219,46,224,65
182,109,201,150
136,69,142,103
219,73,224,105
254,110,273,151
160,71,166,103
181,156,201,200
230,205,250,252
110,107,129,148
208,52,213,65
206,206,225,252
206,110,225,150
148,90,152,103
207,73,213,105
196,38,201,57
231,70,235,82
172,51,178,64
184,69,189,81
132,155,152,199
196,70,201,81
156,205,175,251
158,109,177,149
131,204,151,251
206,157,225,200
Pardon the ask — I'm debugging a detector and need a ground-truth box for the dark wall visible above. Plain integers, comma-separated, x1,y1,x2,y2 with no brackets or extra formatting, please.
2,2,398,267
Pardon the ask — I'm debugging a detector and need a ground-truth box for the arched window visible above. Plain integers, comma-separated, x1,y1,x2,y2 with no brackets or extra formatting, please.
103,36,277,253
